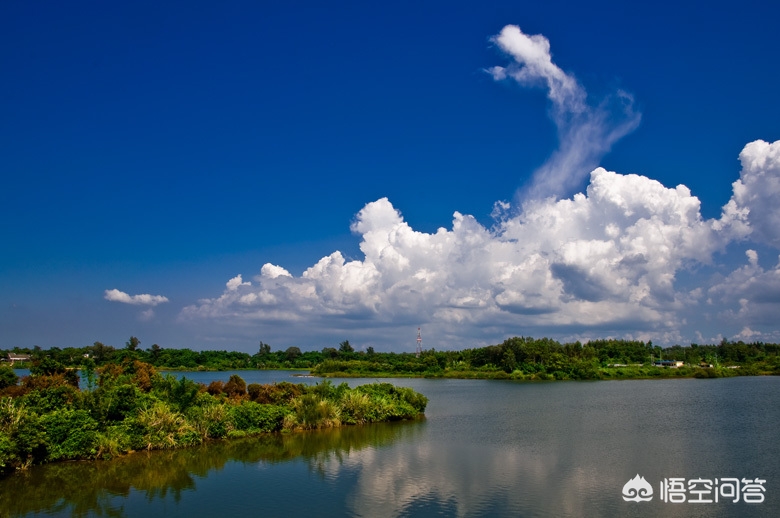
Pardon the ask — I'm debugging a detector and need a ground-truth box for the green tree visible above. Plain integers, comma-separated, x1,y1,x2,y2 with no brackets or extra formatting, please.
0,366,18,389
285,347,302,361
125,336,141,351
90,342,115,364
339,340,354,354
258,342,271,356
149,344,162,362
322,347,339,358
30,357,68,378
501,349,517,373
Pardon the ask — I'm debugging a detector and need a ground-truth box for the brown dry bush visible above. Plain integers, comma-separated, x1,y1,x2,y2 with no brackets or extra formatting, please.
247,382,303,404
206,380,224,396
223,375,246,399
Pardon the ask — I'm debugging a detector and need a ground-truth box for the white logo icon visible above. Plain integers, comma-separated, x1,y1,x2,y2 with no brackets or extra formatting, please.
623,474,654,502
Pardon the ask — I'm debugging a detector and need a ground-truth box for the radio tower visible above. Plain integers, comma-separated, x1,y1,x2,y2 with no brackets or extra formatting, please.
416,327,422,357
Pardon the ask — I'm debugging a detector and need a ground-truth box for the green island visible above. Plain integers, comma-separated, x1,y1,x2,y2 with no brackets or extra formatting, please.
0,358,427,477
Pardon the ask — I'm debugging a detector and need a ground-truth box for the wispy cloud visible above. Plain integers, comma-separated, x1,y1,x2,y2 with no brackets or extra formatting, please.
488,25,641,203
104,289,169,306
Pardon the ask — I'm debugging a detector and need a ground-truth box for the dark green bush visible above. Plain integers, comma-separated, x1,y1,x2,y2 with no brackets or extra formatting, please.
39,409,99,461
153,375,202,411
0,367,18,389
229,402,286,433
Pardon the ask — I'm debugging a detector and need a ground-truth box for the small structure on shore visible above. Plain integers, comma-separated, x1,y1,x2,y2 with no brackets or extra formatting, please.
652,360,684,368
4,353,31,364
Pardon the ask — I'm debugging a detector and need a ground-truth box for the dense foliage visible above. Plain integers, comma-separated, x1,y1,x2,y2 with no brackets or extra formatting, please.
0,360,427,476
3,335,779,385
311,337,780,380
2,338,330,371
3,336,778,377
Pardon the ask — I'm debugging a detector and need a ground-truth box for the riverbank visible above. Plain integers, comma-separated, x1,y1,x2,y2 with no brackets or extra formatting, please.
313,363,775,380
0,362,427,477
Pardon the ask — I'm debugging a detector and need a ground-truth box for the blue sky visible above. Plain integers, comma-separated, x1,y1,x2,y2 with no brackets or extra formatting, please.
2,0,779,353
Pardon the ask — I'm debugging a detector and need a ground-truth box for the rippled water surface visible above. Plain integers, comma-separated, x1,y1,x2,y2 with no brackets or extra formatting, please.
1,373,777,517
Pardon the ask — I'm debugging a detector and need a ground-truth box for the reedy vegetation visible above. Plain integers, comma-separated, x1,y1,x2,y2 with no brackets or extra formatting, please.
0,360,427,476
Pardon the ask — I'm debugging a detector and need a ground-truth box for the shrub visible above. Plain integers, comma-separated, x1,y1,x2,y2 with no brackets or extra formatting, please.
286,394,341,430
0,433,15,470
0,366,18,389
94,425,131,459
355,383,428,415
223,375,247,398
90,383,142,422
248,382,304,405
247,383,262,401
187,403,231,439
98,360,159,391
135,401,197,450
207,380,224,396
39,409,99,461
228,402,286,433
126,360,158,392
97,363,124,387
339,391,372,424
0,397,46,470
308,380,349,400
152,375,202,411
20,376,80,414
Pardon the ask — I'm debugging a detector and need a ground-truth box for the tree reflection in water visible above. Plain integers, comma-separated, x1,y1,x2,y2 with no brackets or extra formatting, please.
0,419,424,517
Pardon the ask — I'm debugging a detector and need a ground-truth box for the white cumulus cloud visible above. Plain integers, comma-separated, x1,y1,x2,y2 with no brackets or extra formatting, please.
226,274,251,291
181,137,780,348
707,249,780,328
176,19,780,349
717,139,780,247
182,154,765,347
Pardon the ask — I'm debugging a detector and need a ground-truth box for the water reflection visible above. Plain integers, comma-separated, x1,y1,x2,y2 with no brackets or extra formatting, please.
326,377,779,518
0,420,425,518
1,376,776,518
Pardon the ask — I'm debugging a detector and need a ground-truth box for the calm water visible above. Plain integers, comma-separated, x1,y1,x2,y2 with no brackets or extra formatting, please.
1,373,778,517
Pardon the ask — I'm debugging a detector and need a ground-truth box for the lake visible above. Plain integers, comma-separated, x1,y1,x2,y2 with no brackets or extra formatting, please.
1,372,777,517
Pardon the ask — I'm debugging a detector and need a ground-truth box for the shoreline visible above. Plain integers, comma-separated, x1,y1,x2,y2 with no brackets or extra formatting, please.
314,366,774,381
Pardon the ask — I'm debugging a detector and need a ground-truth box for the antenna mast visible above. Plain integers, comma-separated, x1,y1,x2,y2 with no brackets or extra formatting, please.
416,327,422,357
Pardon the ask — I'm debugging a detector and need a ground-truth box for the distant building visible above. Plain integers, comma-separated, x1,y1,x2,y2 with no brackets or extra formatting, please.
652,360,684,368
5,353,31,364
